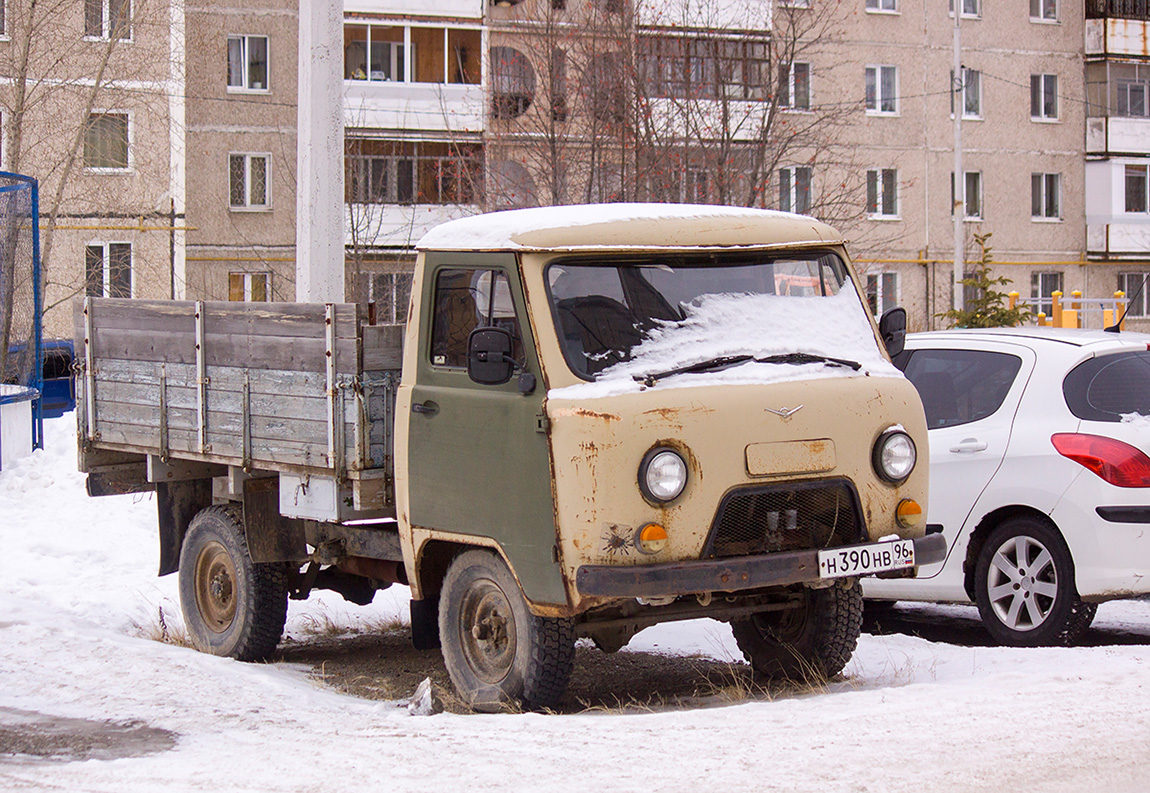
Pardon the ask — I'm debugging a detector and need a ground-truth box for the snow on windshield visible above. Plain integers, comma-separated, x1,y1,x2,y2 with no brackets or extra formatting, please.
550,281,901,400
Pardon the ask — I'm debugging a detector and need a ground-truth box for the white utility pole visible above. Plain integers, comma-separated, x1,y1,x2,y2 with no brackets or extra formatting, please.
296,0,346,303
952,4,964,313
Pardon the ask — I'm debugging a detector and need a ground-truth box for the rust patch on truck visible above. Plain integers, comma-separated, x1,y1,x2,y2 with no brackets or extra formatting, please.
569,408,621,422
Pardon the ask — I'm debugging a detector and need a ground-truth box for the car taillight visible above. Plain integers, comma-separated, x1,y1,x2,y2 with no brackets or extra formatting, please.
1051,433,1150,487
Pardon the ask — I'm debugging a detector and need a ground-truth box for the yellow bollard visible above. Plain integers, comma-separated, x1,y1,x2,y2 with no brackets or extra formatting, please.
1037,312,1048,327
1116,291,1127,330
1104,308,1114,328
1052,291,1063,328
1008,291,1018,310
1070,290,1083,328
1062,309,1079,329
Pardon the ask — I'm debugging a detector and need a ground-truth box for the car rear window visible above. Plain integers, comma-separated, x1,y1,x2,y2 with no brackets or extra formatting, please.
1064,351,1150,422
897,349,1022,429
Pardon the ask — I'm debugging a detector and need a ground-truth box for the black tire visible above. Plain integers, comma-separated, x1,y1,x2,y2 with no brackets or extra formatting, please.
974,517,1095,647
731,581,863,682
178,505,289,661
438,549,575,712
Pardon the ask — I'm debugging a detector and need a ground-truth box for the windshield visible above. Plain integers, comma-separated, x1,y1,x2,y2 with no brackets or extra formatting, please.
546,251,867,381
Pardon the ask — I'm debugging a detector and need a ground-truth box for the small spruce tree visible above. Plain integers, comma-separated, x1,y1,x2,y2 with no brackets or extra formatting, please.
937,232,1029,328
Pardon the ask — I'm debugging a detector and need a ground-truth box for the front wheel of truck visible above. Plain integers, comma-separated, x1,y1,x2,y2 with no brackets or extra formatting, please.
438,549,575,712
731,581,863,683
178,505,289,662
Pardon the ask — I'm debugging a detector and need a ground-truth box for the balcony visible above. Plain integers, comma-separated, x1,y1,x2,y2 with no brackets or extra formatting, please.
1087,0,1150,20
1086,15,1150,57
1087,116,1150,155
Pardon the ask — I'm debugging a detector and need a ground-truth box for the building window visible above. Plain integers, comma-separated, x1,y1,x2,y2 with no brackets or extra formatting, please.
951,68,981,118
951,171,982,219
1126,165,1148,213
865,65,897,115
1119,273,1150,317
779,166,811,214
346,140,482,205
85,0,131,40
84,113,129,170
779,62,810,110
867,169,899,218
866,0,898,11
227,35,268,91
1031,173,1061,220
1118,79,1149,118
229,153,270,210
1030,0,1057,22
1031,271,1063,316
229,272,270,302
551,48,568,122
638,36,768,101
0,0,6,37
344,24,481,85
866,272,899,315
85,243,132,298
948,0,980,17
1031,74,1058,120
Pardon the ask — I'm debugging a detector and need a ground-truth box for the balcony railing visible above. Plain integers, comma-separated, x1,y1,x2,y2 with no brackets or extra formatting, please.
1088,0,1150,20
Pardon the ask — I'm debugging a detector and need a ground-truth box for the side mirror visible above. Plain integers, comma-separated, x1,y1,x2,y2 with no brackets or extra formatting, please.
467,326,516,385
879,306,907,358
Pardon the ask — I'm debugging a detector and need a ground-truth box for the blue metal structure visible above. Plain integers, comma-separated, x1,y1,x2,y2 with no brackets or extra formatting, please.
0,172,42,450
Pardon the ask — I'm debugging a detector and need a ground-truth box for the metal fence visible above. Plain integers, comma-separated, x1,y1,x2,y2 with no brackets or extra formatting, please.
1087,0,1150,20
0,172,42,450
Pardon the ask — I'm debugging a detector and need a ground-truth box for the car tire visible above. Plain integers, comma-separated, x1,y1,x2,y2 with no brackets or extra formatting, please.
178,505,289,661
731,581,863,682
438,549,575,712
974,517,1095,647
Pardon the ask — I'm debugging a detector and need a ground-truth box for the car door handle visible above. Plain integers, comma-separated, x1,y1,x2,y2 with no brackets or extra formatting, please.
949,438,988,453
412,401,439,415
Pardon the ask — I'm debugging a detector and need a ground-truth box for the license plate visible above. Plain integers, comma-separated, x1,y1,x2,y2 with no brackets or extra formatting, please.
818,539,915,579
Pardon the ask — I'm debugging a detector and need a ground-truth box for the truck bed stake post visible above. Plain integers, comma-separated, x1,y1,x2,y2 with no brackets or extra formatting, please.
195,301,209,452
83,297,97,441
242,369,252,472
159,364,169,462
325,303,338,473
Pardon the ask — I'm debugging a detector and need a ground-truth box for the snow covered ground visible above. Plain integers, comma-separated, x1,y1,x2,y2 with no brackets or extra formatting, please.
2,417,1149,792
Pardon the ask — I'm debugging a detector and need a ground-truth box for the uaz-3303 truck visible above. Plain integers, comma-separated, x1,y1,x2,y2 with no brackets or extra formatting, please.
77,204,944,710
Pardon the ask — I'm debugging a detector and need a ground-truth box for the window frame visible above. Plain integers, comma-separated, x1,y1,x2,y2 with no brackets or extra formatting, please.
948,0,981,19
1125,164,1148,214
227,34,270,93
85,242,133,298
84,0,132,42
83,111,131,173
229,271,271,302
1029,0,1058,23
866,168,899,219
779,165,812,214
779,61,810,111
1031,172,1061,221
1030,74,1059,121
865,64,898,116
1031,271,1064,317
865,0,898,14
1118,272,1150,318
228,152,272,211
866,271,900,315
951,67,982,119
951,170,983,220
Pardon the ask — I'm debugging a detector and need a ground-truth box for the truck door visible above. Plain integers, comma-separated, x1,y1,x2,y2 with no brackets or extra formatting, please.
406,257,564,604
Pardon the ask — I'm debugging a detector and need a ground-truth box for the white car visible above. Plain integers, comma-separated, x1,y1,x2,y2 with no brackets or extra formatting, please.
863,327,1150,646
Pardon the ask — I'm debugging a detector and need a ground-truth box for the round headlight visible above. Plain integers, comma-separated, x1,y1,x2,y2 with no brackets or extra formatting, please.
639,448,688,503
874,429,916,484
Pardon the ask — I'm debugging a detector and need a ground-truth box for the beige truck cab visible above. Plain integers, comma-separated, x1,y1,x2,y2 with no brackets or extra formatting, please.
397,204,942,708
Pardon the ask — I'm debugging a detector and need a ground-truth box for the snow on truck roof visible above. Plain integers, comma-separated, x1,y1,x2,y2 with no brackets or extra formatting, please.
415,204,843,252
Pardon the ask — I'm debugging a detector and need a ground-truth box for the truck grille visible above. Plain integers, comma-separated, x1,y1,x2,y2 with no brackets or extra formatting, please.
704,480,865,559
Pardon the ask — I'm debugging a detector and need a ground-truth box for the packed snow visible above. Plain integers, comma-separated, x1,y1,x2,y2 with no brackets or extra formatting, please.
2,418,1150,792
550,284,901,400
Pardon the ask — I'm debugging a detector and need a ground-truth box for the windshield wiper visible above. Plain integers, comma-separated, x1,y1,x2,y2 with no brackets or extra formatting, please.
635,355,753,387
755,352,861,371
636,352,860,387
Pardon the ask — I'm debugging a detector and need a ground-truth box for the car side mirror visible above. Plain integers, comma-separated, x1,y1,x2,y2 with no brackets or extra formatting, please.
879,306,907,358
467,326,516,385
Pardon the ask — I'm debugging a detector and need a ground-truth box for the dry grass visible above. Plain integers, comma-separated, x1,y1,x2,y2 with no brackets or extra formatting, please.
132,605,193,649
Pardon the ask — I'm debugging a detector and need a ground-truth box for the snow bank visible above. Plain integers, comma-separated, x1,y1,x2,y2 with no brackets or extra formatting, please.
551,283,901,399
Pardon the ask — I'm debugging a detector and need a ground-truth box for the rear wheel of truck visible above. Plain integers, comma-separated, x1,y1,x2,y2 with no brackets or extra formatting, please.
731,581,863,683
438,549,575,712
178,505,289,662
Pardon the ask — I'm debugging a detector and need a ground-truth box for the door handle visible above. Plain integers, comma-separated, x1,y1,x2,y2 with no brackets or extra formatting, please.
412,401,439,415
949,438,988,453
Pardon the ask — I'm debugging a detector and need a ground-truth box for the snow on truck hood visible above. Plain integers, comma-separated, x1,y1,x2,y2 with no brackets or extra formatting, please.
549,285,902,400
415,204,842,252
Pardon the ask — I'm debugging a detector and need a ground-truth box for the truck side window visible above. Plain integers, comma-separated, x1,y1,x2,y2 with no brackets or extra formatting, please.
430,268,525,368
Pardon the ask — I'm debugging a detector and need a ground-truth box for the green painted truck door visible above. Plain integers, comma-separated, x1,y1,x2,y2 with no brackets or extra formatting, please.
407,255,566,606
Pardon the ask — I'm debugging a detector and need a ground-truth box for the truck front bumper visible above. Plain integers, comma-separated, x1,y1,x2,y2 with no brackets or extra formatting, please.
575,533,947,599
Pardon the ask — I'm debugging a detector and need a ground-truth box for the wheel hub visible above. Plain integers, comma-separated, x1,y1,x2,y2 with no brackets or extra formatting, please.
987,535,1056,632
194,541,238,633
459,580,517,685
